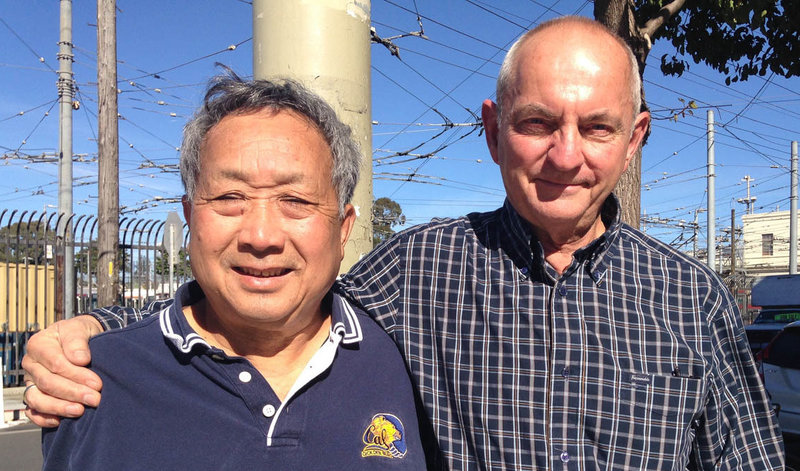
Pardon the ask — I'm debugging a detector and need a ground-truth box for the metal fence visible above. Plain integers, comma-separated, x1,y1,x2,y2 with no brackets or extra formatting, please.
0,209,190,386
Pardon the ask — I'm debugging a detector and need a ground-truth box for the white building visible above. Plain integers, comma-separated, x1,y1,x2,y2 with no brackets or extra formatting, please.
741,210,798,276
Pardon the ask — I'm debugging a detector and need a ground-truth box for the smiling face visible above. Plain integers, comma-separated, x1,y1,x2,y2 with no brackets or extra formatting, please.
483,23,649,244
183,109,355,333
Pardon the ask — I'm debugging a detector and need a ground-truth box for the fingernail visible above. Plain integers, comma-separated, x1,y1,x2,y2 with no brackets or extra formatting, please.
83,393,99,407
65,404,82,416
86,379,101,390
47,419,60,428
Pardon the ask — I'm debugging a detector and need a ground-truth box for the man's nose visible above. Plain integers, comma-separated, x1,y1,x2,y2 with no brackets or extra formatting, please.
238,201,286,252
546,127,583,171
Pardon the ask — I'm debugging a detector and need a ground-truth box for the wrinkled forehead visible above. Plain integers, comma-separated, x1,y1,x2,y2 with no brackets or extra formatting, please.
197,110,334,178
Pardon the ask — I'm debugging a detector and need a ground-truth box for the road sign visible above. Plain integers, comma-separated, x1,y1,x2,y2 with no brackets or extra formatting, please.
162,211,184,297
162,211,183,260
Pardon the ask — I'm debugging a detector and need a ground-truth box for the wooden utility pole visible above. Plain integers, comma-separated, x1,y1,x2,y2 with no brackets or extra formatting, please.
96,0,119,306
252,0,373,272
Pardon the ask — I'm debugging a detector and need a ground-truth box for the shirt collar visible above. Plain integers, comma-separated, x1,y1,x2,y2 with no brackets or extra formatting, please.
500,194,623,282
158,280,365,356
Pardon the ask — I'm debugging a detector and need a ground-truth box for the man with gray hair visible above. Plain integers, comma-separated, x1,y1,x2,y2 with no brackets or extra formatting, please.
25,16,783,470
39,71,428,470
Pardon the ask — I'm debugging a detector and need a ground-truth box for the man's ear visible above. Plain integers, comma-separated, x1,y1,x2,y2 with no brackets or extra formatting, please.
624,111,650,170
482,99,502,164
338,204,357,259
181,195,192,226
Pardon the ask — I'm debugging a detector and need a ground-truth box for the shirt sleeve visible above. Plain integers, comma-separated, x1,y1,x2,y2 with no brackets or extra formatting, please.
693,285,785,469
334,235,404,333
87,298,173,331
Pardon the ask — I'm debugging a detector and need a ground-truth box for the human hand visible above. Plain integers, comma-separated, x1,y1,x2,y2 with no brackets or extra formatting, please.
21,316,104,427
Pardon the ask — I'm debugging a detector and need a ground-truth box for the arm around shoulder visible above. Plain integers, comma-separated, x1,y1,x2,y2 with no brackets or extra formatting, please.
21,315,104,427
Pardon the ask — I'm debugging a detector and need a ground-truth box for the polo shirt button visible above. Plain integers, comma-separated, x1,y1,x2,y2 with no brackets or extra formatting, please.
558,285,567,296
238,371,252,383
560,451,570,463
262,404,276,418
561,367,570,378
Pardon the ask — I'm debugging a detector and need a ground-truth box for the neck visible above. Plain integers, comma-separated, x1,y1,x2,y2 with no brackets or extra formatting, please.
184,298,331,400
535,216,606,275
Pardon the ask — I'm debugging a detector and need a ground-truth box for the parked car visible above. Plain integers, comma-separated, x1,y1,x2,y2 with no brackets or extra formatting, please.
747,275,800,355
757,320,800,437
746,307,800,354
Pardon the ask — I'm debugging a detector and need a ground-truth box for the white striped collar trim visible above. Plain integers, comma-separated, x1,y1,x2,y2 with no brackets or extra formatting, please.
159,306,210,354
158,290,364,354
330,294,363,344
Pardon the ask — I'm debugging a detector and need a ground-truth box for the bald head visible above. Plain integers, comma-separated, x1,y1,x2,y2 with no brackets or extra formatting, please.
495,16,641,122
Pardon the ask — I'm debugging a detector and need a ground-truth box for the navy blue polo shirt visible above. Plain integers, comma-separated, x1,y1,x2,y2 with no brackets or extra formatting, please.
42,281,427,470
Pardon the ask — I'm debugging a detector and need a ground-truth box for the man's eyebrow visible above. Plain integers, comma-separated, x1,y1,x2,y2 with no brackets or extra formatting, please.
510,103,557,121
209,167,307,185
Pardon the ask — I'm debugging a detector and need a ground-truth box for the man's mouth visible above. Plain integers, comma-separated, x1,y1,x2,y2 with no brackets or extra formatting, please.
234,267,290,278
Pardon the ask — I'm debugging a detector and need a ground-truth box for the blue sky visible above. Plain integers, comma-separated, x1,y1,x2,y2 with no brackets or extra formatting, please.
1,0,798,254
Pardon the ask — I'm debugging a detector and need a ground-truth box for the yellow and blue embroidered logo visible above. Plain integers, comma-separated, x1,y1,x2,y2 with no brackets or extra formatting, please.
361,413,408,459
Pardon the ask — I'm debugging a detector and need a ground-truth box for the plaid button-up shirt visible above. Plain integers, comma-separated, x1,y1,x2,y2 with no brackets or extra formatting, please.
93,196,783,470
335,196,783,470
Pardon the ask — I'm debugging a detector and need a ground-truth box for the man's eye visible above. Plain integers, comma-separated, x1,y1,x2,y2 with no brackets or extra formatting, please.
284,197,310,205
208,195,246,214
516,118,550,134
216,193,244,200
280,197,316,218
586,124,614,135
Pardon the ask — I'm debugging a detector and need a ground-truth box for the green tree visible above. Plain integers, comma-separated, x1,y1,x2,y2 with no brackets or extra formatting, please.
594,0,799,226
154,248,192,278
0,221,54,264
372,197,406,247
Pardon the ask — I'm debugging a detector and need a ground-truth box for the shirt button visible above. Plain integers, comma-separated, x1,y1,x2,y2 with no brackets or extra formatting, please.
561,367,570,378
558,285,567,296
238,371,252,383
560,451,570,463
262,404,276,418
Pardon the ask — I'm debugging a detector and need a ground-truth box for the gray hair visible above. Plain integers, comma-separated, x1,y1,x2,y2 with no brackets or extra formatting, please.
180,69,361,216
495,16,642,123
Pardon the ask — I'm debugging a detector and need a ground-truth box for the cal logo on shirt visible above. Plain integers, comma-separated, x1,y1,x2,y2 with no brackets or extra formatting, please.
361,413,408,459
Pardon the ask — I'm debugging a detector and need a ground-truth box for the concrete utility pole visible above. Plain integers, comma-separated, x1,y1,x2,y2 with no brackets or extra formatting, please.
252,0,372,272
707,110,716,271
58,0,75,318
791,141,798,274
97,0,119,306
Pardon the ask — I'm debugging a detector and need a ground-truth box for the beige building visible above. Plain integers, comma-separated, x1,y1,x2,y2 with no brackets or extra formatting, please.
741,210,798,276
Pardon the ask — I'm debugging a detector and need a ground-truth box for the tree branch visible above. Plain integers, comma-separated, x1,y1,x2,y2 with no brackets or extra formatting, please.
641,0,687,39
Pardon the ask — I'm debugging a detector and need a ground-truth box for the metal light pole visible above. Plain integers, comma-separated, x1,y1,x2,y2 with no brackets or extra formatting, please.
707,110,716,271
58,0,75,317
791,141,798,274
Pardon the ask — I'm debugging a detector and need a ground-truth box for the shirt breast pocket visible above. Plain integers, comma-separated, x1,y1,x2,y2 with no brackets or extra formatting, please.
619,371,706,420
608,372,707,469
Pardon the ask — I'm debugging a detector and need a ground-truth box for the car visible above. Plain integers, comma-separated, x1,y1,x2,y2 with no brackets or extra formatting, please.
757,320,800,437
745,307,800,355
